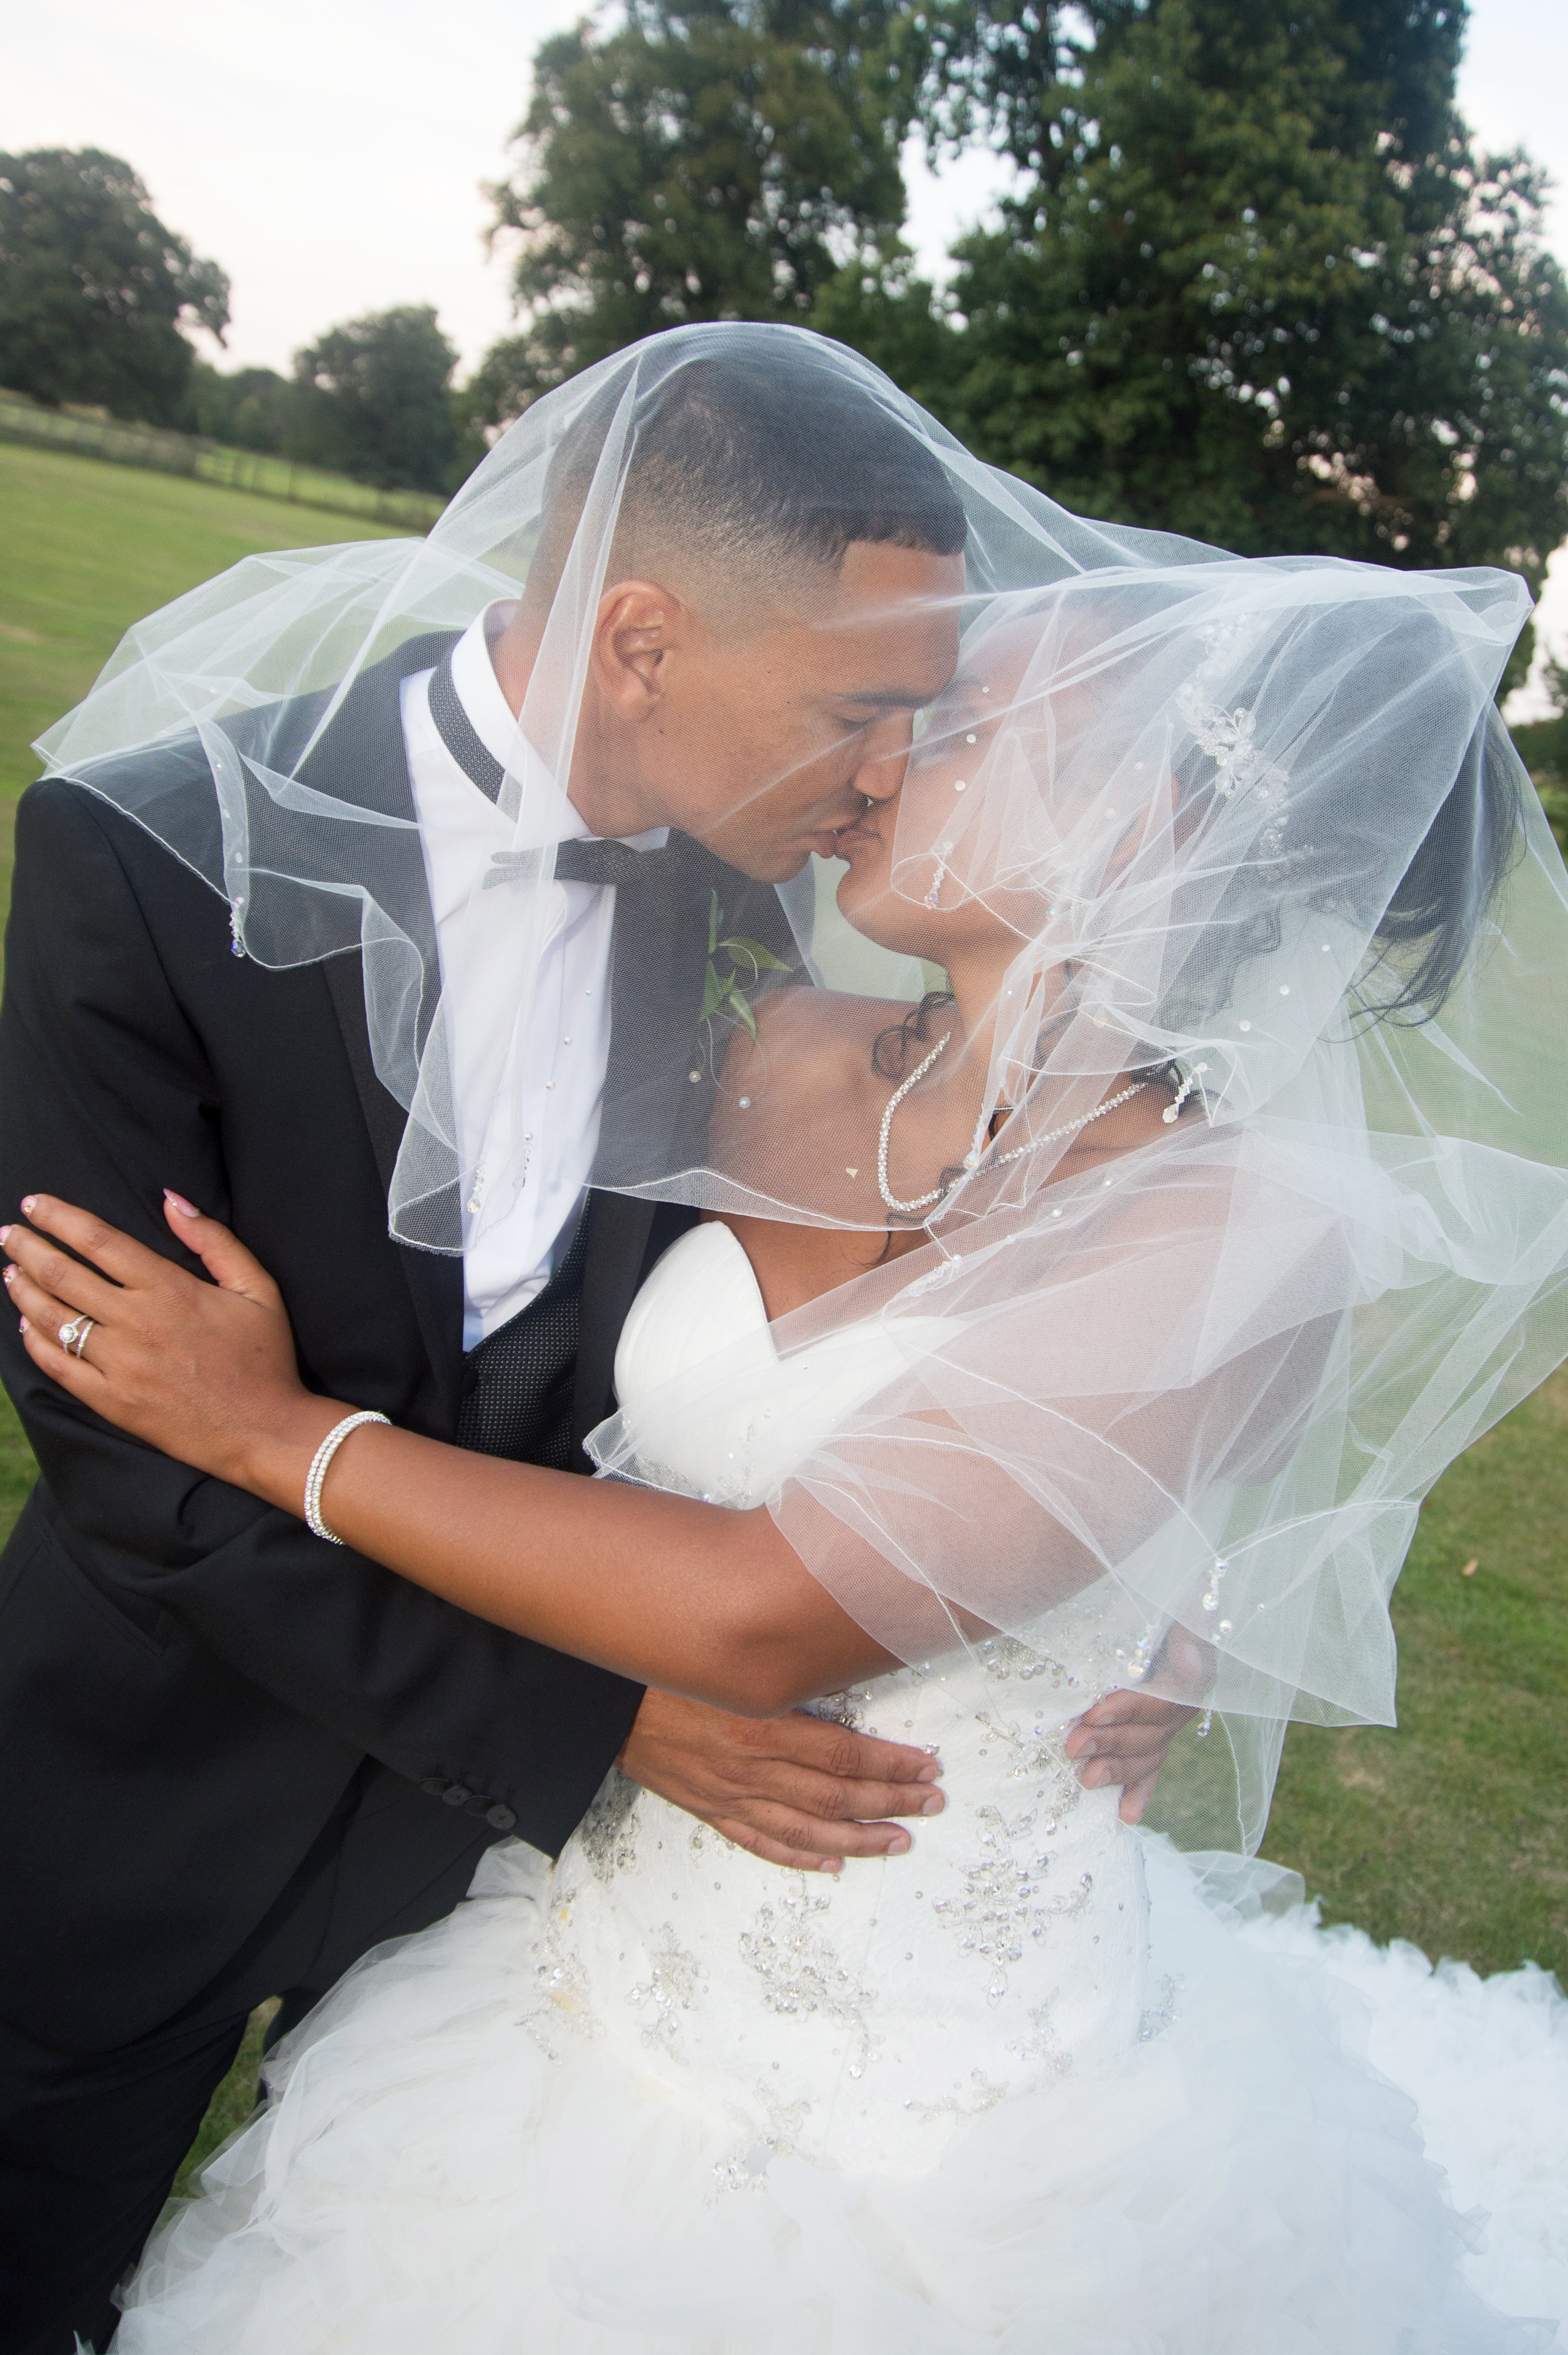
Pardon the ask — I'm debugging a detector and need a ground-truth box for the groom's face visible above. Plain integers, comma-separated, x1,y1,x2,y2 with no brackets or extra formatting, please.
583,541,965,882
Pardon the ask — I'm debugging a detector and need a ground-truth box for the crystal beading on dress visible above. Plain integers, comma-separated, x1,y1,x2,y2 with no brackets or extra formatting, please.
526,1221,1150,2186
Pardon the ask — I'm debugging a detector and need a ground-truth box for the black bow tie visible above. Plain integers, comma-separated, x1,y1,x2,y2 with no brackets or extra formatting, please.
483,837,682,891
428,648,679,893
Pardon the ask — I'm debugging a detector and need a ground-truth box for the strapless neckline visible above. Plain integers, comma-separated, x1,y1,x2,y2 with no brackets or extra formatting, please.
601,1218,958,1511
611,1219,771,1414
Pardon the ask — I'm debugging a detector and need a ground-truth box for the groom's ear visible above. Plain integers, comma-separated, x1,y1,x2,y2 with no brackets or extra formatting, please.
590,580,691,724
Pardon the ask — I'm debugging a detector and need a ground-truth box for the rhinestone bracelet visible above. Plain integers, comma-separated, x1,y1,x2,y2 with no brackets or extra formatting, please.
304,1410,390,1545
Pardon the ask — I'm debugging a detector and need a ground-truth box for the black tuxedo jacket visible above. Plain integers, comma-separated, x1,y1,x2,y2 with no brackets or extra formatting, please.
0,634,790,2053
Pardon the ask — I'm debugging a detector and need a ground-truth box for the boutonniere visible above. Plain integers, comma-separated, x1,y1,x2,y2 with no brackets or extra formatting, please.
695,889,790,1076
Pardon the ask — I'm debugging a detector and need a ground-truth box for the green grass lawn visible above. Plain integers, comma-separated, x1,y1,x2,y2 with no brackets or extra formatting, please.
0,440,1562,2199
0,439,407,803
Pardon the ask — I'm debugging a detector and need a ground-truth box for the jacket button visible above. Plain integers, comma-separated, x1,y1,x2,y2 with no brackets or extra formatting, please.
442,1784,474,1808
485,1804,517,1832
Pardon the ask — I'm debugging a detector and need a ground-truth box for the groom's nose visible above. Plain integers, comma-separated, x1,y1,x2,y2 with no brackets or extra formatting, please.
851,714,916,803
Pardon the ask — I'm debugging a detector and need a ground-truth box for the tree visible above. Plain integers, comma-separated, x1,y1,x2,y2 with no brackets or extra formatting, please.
0,148,228,424
847,0,1568,618
291,305,461,493
185,360,298,453
470,0,911,418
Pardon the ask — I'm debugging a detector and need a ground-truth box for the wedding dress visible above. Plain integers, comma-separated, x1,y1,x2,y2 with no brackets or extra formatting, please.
116,1220,1567,2353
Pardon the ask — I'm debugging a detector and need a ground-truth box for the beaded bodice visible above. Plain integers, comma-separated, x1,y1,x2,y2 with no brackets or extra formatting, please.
527,1224,1150,2183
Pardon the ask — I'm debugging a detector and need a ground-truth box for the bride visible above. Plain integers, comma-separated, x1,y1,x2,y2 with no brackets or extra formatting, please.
10,328,1568,2348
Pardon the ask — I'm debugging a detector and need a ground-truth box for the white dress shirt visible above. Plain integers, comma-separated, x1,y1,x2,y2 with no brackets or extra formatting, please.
401,604,667,1350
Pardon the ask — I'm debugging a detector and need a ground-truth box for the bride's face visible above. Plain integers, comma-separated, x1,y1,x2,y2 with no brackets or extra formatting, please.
833,607,1167,975
832,620,1059,969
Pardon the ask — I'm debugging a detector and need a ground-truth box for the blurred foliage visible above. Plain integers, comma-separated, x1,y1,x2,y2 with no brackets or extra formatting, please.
0,145,475,496
852,0,1568,589
290,305,465,496
0,149,229,428
184,361,300,456
466,0,913,418
480,0,1567,610
188,321,483,499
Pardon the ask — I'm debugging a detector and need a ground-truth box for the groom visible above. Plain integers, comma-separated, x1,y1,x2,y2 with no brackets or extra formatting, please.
0,343,1189,2351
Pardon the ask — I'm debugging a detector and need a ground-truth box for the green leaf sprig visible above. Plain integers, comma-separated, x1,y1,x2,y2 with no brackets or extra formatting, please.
696,888,790,1070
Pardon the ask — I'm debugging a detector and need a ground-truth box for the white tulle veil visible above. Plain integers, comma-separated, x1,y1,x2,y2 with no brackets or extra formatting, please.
38,322,1568,1850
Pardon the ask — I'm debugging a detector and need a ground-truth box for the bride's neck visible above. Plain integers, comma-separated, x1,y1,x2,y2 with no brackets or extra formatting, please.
940,943,1069,1069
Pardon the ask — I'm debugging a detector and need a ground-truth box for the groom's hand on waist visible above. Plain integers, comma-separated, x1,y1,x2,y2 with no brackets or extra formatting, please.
617,1690,945,1873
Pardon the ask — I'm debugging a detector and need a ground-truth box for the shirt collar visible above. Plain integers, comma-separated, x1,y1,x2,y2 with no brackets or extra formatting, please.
445,603,669,852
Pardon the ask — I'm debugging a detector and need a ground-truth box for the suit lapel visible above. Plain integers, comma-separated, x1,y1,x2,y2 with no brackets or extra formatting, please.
321,952,465,1421
305,635,465,1418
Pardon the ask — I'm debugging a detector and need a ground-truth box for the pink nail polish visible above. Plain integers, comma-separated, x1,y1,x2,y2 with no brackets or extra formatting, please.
164,1189,199,1218
18,1317,28,1332
3,1269,13,1287
20,1197,35,1215
0,1227,10,1246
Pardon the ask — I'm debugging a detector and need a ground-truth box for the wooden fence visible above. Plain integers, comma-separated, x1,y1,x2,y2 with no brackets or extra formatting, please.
0,399,445,532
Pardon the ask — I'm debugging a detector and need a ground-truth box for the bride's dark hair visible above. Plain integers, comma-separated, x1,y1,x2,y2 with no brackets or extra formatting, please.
1171,701,1525,1032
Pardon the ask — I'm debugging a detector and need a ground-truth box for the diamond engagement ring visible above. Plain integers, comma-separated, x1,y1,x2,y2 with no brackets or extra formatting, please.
58,1316,96,1358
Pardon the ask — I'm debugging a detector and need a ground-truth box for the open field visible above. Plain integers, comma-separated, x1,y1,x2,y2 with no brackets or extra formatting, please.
0,440,408,802
0,439,1562,2189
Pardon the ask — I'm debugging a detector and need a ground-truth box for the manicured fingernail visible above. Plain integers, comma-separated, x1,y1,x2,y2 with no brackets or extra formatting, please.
164,1189,199,1218
0,1228,9,1246
919,1791,945,1814
20,1197,35,1215
17,1316,27,1332
3,1269,13,1287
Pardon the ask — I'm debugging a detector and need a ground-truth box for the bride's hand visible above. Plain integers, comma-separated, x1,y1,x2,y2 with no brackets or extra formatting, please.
3,1192,334,1487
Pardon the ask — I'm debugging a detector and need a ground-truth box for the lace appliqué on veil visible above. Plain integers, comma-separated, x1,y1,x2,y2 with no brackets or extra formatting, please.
1179,685,1290,857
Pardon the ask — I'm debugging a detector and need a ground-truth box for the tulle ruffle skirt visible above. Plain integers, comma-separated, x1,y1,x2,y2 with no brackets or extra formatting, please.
114,1838,1566,2352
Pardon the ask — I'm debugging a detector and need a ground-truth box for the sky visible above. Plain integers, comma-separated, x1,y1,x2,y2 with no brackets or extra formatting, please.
4,0,1565,691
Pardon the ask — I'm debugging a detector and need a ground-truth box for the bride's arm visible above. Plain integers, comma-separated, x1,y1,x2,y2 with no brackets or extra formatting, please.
3,1194,895,1718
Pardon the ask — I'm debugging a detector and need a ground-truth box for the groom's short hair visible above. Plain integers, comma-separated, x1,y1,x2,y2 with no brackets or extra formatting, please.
528,342,968,621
